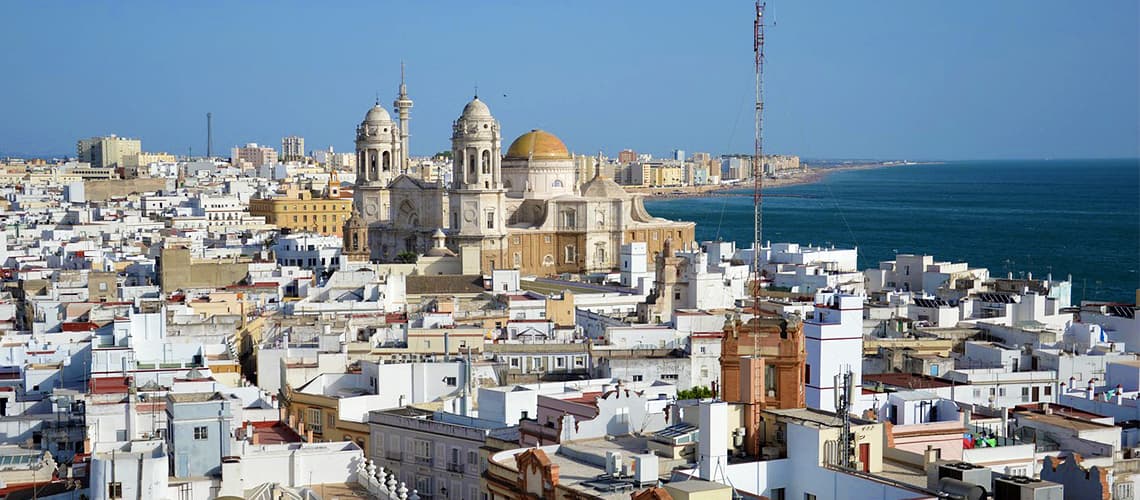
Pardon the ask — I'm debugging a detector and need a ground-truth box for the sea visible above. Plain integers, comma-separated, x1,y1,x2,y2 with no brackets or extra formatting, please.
643,159,1140,303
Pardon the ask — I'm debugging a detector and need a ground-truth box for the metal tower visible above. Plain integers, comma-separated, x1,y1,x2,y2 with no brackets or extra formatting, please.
206,112,213,159
751,1,766,307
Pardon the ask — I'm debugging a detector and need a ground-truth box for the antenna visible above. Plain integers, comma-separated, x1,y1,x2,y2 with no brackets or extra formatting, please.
206,112,213,158
751,1,766,310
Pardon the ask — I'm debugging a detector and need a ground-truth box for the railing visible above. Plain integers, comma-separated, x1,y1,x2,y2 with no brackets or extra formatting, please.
446,462,464,474
385,451,402,461
414,455,433,466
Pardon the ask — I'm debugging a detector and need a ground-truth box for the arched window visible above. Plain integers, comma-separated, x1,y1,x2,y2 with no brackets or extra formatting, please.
369,151,378,178
552,179,563,188
542,254,554,266
482,150,491,174
469,153,477,174
513,252,521,268
381,151,391,171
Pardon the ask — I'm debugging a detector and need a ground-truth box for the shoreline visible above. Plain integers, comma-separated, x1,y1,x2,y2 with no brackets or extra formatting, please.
631,161,938,199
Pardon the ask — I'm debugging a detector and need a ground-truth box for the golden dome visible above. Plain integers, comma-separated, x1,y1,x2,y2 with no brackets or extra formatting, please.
505,129,571,160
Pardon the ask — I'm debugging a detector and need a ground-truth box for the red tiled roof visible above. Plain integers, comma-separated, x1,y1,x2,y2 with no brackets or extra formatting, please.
863,372,954,389
90,376,131,394
251,421,303,444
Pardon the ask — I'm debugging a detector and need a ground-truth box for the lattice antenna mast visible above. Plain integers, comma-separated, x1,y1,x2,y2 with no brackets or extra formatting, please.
751,1,766,308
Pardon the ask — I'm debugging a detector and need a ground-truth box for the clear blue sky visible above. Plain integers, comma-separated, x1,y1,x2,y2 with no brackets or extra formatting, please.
3,1,1137,160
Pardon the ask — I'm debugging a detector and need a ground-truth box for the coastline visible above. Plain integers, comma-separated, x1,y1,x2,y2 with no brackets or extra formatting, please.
630,161,938,199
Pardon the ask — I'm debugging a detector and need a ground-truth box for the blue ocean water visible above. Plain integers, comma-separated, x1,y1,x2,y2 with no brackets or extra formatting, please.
644,159,1140,303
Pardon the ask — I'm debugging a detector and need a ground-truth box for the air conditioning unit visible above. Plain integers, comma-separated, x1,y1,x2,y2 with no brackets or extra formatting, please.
929,461,992,494
605,451,622,476
993,475,1063,500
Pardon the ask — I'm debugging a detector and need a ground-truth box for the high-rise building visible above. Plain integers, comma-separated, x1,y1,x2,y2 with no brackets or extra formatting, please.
281,136,305,161
76,135,142,168
691,151,711,164
618,149,637,164
672,149,685,161
231,143,278,168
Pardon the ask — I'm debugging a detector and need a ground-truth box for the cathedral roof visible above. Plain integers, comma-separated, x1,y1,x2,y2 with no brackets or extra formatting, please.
505,129,571,161
580,173,629,199
461,97,493,119
364,103,393,123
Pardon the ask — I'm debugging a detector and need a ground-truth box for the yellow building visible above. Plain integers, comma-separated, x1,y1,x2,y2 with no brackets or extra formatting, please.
282,385,371,454
249,183,353,237
122,152,176,174
650,164,684,187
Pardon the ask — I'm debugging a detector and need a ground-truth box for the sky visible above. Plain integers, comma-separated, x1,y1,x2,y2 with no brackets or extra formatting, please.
2,1,1138,161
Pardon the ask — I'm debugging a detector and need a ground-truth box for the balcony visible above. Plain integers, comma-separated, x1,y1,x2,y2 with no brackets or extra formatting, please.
414,455,433,466
385,450,403,461
446,462,465,474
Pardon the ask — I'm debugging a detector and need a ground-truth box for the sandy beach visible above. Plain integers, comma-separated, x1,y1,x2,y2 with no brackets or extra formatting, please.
629,162,931,199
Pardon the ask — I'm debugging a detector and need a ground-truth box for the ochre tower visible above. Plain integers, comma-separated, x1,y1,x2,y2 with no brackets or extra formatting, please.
720,313,806,457
341,209,370,262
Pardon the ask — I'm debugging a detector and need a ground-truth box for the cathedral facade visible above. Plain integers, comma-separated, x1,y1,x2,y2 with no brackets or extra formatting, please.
345,81,695,276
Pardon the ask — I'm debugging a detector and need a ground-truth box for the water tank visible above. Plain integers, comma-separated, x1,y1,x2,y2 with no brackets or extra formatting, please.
938,477,986,500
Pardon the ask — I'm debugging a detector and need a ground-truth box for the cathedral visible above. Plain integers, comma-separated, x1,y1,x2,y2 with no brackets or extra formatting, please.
342,77,695,276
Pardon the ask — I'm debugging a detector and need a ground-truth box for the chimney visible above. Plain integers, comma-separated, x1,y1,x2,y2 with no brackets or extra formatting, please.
697,400,728,482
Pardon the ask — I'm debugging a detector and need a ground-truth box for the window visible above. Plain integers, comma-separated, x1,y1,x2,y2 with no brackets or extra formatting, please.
193,426,208,440
510,358,520,368
307,408,323,434
770,488,785,500
555,357,565,368
1021,387,1030,402
765,364,778,397
544,235,551,243
468,450,478,465
562,209,576,228
108,482,123,498
564,245,576,264
805,494,817,500
486,210,494,229
661,374,679,381
998,387,1006,397
444,376,457,386
413,439,432,460
632,375,644,382
328,411,336,428
1044,385,1052,396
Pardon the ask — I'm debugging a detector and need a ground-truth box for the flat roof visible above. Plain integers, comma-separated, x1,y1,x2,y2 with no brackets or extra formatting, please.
766,407,874,427
864,372,955,389
1016,411,1114,431
167,392,225,403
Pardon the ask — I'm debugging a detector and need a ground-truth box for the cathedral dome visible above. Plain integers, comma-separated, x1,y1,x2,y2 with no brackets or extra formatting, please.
461,97,493,118
580,175,629,199
364,104,392,123
505,130,571,161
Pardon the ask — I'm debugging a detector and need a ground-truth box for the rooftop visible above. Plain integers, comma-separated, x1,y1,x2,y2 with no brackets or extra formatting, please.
864,372,955,390
167,392,226,403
